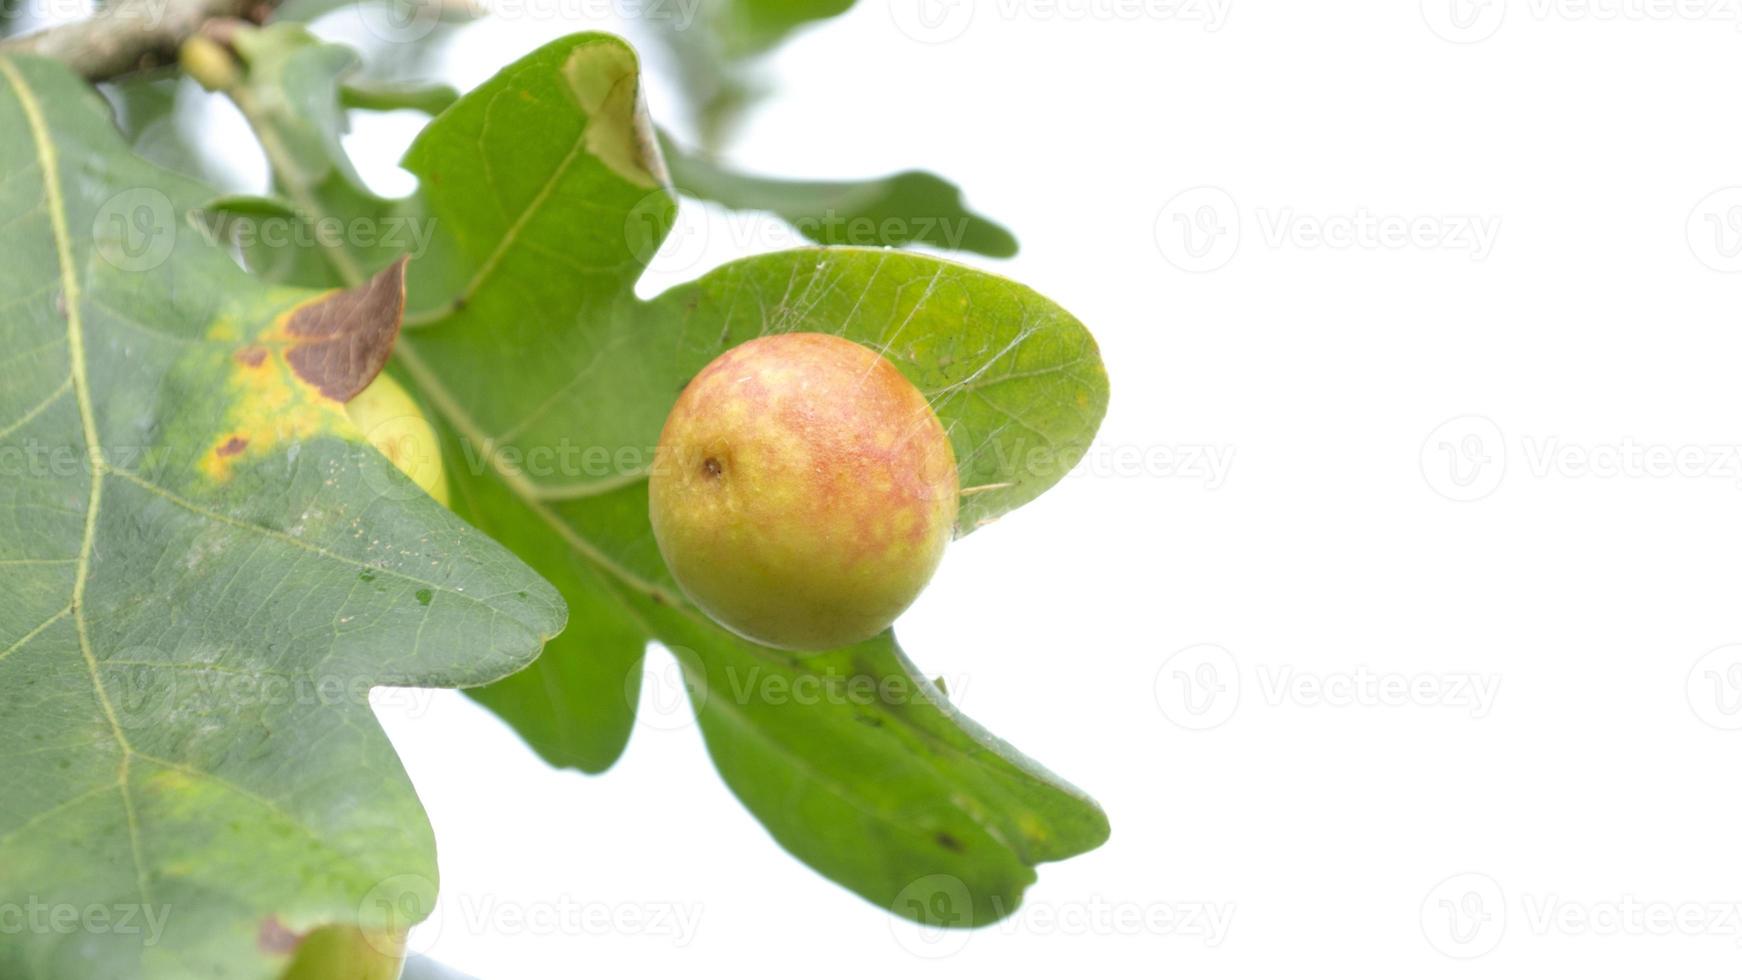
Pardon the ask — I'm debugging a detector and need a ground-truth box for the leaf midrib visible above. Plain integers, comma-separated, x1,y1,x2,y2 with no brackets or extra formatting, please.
2,58,453,920
0,54,151,906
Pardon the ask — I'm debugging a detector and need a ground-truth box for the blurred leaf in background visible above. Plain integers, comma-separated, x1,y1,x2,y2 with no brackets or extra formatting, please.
647,0,857,150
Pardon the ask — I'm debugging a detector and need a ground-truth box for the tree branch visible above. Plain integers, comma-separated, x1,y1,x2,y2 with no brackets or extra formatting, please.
0,0,282,81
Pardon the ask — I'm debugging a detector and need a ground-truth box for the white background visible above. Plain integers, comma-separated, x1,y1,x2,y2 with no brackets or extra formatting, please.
172,0,1742,975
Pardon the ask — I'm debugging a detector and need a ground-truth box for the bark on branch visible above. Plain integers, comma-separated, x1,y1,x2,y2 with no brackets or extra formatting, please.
0,0,282,80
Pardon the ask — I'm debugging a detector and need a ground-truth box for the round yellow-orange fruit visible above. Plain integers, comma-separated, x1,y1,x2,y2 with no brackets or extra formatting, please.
649,333,959,651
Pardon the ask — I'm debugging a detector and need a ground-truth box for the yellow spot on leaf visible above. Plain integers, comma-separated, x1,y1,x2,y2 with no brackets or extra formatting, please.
205,316,242,344
145,769,195,794
198,307,347,482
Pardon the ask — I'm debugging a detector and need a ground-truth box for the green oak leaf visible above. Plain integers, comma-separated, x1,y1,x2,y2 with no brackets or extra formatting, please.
395,33,1110,917
661,130,1019,257
209,29,1109,922
0,54,564,980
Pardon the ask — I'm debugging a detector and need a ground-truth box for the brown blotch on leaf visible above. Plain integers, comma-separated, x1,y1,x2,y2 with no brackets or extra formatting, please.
284,256,408,401
257,916,301,955
235,346,267,368
216,436,248,457
936,832,966,854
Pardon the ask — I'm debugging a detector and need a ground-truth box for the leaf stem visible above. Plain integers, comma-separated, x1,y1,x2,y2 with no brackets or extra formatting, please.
221,73,370,287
